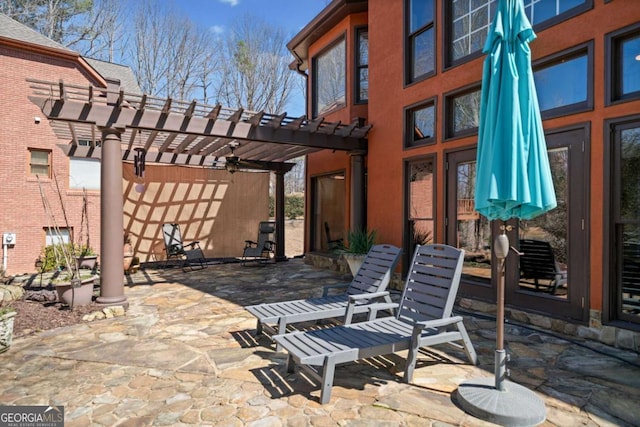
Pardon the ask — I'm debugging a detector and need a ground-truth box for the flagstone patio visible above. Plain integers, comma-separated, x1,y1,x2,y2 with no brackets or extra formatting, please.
1,260,639,426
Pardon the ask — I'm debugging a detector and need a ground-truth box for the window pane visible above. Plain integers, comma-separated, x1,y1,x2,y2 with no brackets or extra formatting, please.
524,0,586,25
45,228,70,246
412,28,434,79
359,69,369,102
410,0,433,33
621,34,640,96
620,127,640,220
30,165,50,176
31,150,49,164
70,158,101,190
621,225,640,318
534,54,588,112
315,39,346,115
450,0,496,62
30,149,50,176
358,31,368,66
412,104,435,144
456,160,492,285
453,89,481,134
408,160,434,257
518,147,569,297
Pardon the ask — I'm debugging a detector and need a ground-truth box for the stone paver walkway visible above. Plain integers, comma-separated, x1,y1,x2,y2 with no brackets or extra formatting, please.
2,260,640,426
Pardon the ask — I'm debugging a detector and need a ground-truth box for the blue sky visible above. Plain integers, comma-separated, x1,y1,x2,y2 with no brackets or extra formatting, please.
175,0,329,38
173,0,330,115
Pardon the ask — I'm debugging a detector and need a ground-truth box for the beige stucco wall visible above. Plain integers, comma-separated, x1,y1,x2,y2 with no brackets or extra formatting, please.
122,163,269,262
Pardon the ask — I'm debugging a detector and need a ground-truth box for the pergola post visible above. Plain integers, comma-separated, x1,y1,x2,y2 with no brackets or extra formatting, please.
274,170,287,262
97,127,128,307
350,152,366,232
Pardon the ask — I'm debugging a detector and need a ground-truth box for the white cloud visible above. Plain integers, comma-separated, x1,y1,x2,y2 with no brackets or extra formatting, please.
219,0,240,6
210,25,225,35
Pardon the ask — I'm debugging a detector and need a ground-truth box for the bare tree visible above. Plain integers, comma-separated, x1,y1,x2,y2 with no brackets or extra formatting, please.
215,14,296,113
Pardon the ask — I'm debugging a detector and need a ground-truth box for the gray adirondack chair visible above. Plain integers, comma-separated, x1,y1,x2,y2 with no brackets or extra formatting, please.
274,244,477,404
245,244,401,350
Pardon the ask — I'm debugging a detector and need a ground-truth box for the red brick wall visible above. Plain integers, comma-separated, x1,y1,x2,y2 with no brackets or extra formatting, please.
0,45,103,274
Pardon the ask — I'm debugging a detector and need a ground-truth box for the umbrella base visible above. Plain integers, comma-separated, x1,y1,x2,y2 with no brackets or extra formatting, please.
456,378,546,427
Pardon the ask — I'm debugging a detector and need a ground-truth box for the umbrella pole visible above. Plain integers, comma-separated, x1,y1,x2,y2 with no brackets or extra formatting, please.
494,228,510,391
456,224,546,426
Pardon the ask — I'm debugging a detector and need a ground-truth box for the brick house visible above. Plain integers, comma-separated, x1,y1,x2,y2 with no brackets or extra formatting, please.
0,14,139,274
289,0,640,349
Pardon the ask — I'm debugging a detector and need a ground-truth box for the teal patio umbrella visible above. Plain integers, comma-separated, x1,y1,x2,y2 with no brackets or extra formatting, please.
457,1,555,426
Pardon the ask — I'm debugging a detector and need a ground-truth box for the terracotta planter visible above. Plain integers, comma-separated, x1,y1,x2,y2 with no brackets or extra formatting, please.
0,310,16,353
55,276,96,306
341,253,366,277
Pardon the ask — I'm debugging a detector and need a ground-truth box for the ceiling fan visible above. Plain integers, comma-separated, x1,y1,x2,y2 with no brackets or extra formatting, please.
211,142,265,174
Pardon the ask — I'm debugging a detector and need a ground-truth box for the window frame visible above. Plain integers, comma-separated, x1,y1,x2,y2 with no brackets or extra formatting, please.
605,21,640,106
404,97,437,149
604,114,640,330
403,154,437,275
28,148,52,178
443,0,593,70
354,26,369,105
443,83,481,141
532,41,594,120
404,0,436,86
311,33,347,118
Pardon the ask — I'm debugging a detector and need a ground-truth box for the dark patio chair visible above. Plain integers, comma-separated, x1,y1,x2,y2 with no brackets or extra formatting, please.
324,221,343,251
519,239,567,294
242,221,276,265
162,223,206,271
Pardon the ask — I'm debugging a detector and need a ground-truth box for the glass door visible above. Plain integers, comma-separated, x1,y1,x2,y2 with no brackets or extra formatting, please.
311,172,345,252
506,127,589,322
446,126,589,321
446,148,495,301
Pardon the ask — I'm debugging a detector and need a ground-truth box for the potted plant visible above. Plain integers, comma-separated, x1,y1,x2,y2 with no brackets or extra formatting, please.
123,232,134,272
339,228,377,276
0,305,17,353
51,272,96,307
74,245,98,270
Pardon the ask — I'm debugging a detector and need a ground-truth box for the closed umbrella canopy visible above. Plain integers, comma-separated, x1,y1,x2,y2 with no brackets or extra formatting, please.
475,0,556,220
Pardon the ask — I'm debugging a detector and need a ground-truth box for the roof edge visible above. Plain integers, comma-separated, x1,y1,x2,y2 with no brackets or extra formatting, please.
287,0,367,72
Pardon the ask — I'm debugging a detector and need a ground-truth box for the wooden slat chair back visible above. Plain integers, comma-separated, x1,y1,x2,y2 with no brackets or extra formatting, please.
345,244,403,297
397,243,464,325
519,239,567,293
245,244,401,350
274,244,477,404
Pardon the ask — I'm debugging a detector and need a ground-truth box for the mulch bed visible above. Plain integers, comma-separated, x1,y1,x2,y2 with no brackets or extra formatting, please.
8,298,100,338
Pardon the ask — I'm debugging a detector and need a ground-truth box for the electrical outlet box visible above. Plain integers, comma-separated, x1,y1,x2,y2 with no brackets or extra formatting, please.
3,233,16,245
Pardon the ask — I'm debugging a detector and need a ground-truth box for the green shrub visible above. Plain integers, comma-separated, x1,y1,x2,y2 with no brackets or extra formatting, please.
269,194,305,219
40,243,95,272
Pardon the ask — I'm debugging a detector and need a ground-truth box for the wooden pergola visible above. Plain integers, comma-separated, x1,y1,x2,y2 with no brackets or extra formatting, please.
28,79,370,307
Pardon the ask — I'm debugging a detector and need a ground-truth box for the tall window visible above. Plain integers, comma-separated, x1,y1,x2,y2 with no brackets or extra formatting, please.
607,23,640,104
609,119,640,324
312,36,346,117
355,27,369,104
446,0,591,67
29,148,51,178
406,0,435,83
405,99,436,147
405,158,435,271
533,43,592,119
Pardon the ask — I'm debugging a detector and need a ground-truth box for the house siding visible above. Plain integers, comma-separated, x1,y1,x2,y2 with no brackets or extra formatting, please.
0,44,103,274
298,0,640,344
